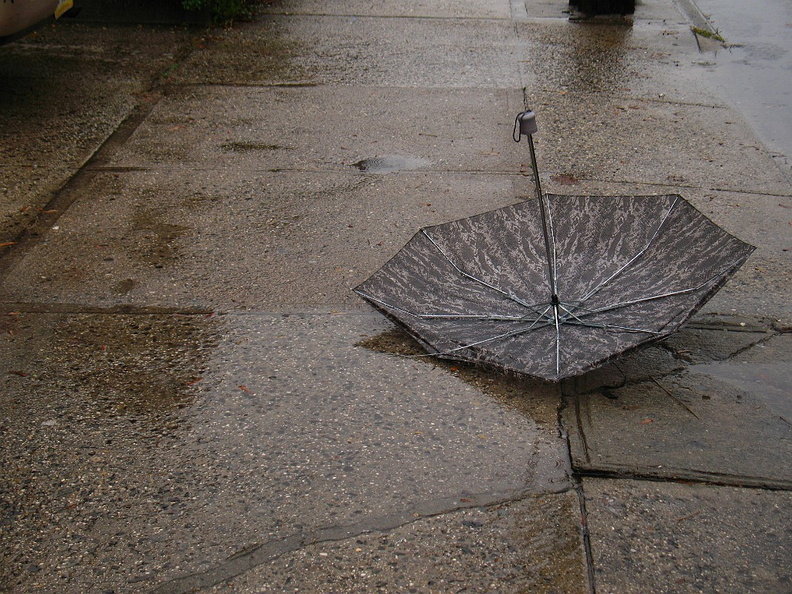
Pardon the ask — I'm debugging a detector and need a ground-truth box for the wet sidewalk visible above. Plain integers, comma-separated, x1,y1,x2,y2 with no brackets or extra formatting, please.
1,0,790,592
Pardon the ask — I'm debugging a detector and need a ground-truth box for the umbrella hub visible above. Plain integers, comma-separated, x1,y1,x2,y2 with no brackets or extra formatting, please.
551,294,560,306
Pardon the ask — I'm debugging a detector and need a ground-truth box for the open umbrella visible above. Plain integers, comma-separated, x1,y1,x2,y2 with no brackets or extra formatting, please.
354,111,755,381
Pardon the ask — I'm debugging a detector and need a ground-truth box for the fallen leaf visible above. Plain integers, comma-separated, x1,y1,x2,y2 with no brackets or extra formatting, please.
640,418,654,424
239,385,253,394
550,173,579,185
0,242,17,248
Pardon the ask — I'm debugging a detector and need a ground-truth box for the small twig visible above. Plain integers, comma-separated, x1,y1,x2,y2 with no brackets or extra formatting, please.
675,510,702,523
650,375,700,420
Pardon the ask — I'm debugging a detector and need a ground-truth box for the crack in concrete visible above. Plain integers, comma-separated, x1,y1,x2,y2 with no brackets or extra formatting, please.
150,485,571,594
572,480,597,594
574,466,792,492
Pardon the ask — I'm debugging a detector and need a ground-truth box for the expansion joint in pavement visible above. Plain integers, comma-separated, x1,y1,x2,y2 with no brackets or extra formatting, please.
572,467,792,493
0,94,165,283
150,486,571,594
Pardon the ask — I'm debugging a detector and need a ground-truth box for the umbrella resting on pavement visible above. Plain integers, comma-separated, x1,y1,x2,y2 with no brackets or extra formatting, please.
354,111,755,381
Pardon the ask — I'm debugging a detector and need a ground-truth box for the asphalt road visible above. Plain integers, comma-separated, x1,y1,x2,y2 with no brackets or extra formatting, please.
695,0,792,164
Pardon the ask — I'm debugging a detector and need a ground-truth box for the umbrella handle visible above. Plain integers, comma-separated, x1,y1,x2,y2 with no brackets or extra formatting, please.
513,110,538,141
513,110,544,203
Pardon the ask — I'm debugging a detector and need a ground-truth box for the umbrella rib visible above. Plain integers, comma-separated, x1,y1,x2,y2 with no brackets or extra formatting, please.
565,263,737,321
352,290,429,319
439,305,555,356
558,303,662,334
354,289,554,323
420,229,538,311
419,313,552,321
576,196,680,304
570,320,663,334
553,302,561,377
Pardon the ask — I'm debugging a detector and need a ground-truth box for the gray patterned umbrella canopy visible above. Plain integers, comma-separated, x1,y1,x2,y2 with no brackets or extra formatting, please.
354,112,755,381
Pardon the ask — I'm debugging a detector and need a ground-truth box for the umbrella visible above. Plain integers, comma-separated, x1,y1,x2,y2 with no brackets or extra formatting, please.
354,110,755,381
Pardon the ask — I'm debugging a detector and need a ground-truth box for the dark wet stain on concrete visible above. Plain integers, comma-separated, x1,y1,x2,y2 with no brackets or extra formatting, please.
130,208,189,269
0,311,221,590
51,313,218,415
220,141,295,152
115,277,137,294
357,327,559,426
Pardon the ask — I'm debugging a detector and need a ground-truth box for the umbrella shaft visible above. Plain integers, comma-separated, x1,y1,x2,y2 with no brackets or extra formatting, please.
527,135,543,203
527,134,558,302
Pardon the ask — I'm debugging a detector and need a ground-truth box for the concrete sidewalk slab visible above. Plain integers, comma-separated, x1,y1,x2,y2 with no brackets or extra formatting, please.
0,169,520,309
562,319,792,488
0,310,574,592
102,85,526,173
258,0,513,19
169,15,524,88
584,478,792,593
197,492,587,593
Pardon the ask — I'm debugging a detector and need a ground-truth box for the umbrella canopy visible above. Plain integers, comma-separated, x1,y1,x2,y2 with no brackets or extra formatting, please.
354,112,755,381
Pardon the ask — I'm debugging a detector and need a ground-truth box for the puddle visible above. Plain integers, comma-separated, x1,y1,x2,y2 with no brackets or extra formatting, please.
357,327,559,426
352,155,431,174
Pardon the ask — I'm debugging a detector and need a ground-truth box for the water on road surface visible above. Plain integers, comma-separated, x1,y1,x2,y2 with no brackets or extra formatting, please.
694,0,792,164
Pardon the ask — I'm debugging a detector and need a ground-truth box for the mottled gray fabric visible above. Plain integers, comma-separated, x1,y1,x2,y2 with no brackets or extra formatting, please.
355,195,754,381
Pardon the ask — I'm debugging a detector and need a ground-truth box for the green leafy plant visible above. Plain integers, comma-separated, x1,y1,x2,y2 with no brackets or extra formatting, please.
182,0,254,22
